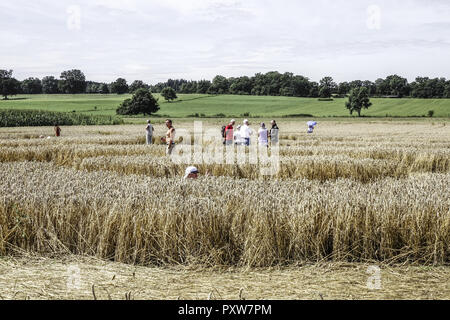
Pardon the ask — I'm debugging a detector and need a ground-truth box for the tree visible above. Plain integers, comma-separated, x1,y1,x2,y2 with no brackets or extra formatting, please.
264,71,283,96
0,70,13,80
415,77,447,98
100,83,110,94
86,81,99,93
318,77,337,98
431,78,446,97
444,81,450,98
338,82,350,95
167,79,187,91
410,77,429,98
386,75,409,97
319,77,337,91
110,78,129,94
229,76,252,95
116,88,159,116
21,77,42,94
363,80,377,96
345,87,372,117
129,80,149,93
60,69,86,94
291,75,311,97
279,86,294,96
209,75,229,94
375,78,389,96
42,76,59,94
197,80,212,94
161,87,178,102
180,81,197,94
309,82,319,98
0,70,20,99
319,86,332,98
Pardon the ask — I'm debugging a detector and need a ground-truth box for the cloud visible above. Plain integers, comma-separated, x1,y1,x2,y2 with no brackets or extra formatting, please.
1,0,449,83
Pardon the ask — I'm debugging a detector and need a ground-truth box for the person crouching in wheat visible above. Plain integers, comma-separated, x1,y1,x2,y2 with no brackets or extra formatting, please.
183,166,211,179
184,166,199,179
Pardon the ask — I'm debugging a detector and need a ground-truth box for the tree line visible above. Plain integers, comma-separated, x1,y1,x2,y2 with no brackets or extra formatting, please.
153,73,450,99
1,69,450,100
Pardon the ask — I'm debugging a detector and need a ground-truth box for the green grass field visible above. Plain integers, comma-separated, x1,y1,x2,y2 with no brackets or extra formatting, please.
1,94,449,118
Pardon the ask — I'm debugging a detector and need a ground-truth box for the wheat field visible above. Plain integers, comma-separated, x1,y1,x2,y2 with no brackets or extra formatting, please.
0,120,448,269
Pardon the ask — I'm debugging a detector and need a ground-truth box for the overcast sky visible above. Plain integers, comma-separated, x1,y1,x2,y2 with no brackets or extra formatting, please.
1,0,449,84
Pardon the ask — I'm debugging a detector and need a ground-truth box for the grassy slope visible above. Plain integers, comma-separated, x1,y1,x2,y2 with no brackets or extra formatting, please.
1,94,449,118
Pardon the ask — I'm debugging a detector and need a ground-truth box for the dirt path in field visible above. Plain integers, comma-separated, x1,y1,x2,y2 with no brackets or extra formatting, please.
0,255,448,300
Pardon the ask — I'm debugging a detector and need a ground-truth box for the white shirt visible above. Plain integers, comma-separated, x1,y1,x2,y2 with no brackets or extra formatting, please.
234,131,243,144
240,124,253,138
258,128,268,142
146,124,153,134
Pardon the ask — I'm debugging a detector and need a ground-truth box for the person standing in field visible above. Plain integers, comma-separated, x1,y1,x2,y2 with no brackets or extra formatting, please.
270,120,279,146
258,123,269,147
145,120,154,145
224,119,235,146
165,119,176,155
241,119,253,146
234,125,243,145
54,124,61,137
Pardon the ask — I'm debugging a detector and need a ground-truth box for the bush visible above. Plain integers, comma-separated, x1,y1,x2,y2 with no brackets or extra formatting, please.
160,87,177,102
0,109,124,127
428,110,435,118
150,113,170,118
116,89,159,116
282,114,314,118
